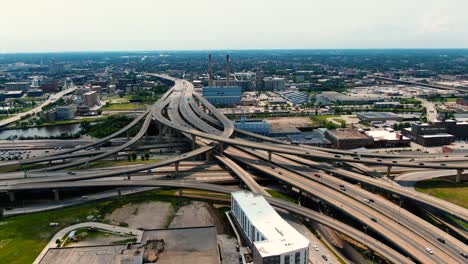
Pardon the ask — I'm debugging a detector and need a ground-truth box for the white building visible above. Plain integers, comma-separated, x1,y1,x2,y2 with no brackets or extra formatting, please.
231,191,309,264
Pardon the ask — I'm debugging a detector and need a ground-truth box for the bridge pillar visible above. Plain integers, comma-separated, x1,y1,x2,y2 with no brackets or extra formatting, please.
268,152,272,162
218,143,224,152
386,165,392,178
7,192,15,202
191,135,197,150
206,150,213,161
117,189,122,198
127,174,131,180
456,169,463,183
52,189,60,201
175,161,180,173
126,131,130,140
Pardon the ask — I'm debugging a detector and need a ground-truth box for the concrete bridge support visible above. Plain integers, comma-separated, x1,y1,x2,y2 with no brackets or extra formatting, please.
7,192,15,203
456,169,463,183
175,161,180,173
386,165,392,178
268,151,272,162
206,150,213,161
53,189,60,201
191,135,197,150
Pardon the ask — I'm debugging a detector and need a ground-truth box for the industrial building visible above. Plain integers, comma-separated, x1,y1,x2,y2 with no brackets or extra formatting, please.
365,130,411,148
277,90,310,105
287,130,332,147
202,86,242,106
325,129,374,149
315,91,384,105
231,191,309,264
203,54,243,106
4,81,30,91
234,117,270,136
357,112,403,122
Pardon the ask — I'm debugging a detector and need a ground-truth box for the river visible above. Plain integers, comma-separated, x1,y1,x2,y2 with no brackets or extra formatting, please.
0,123,82,139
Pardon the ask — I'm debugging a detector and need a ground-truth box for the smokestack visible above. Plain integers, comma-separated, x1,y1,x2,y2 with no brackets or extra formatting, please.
208,54,213,86
226,55,230,86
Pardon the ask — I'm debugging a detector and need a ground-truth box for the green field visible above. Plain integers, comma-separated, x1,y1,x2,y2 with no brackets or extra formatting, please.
102,103,147,111
266,189,297,203
415,179,468,209
0,189,183,264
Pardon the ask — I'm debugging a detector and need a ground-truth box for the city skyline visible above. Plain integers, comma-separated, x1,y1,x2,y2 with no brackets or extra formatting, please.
1,0,468,53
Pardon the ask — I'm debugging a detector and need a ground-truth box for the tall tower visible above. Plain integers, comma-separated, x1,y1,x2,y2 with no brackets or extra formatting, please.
226,55,231,86
208,54,213,86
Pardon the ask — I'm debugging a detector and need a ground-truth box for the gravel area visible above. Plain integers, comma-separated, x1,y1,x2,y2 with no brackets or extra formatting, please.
105,201,173,229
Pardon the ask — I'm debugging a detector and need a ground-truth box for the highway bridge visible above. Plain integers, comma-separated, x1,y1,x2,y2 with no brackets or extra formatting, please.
1,74,467,264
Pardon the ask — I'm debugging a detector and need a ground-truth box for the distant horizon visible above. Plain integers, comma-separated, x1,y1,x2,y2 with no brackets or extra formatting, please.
2,47,468,55
2,0,467,53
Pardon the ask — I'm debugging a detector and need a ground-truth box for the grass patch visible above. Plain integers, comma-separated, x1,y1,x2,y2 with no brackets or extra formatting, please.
415,179,468,209
266,189,297,203
102,103,147,111
0,189,179,264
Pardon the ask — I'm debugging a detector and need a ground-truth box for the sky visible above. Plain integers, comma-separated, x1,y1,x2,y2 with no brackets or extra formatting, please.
1,0,467,53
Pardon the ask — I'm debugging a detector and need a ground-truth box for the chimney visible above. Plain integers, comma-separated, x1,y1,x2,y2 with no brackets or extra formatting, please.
226,55,230,86
208,54,213,86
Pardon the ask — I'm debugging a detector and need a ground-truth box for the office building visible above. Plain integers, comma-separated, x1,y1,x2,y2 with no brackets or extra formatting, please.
202,86,242,106
401,121,468,146
277,91,310,105
0,91,24,101
56,106,76,120
234,117,270,136
27,89,44,97
231,191,309,264
263,77,285,91
83,91,99,107
4,82,30,91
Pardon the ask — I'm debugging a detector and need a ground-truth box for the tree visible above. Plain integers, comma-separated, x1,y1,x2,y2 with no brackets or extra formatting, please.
131,152,137,161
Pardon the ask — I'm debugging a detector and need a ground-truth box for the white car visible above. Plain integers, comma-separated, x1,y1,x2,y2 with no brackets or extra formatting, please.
425,247,433,254
312,244,319,251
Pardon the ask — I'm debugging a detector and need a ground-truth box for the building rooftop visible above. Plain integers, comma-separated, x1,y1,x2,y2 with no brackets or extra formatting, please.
366,130,410,141
232,191,309,257
327,129,371,140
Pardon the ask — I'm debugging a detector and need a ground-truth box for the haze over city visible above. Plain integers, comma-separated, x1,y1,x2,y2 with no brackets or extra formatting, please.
2,0,468,53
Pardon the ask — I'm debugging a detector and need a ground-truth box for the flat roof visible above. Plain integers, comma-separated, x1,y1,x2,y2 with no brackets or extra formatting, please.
421,133,455,138
232,191,309,257
327,129,371,140
40,226,219,264
366,130,410,141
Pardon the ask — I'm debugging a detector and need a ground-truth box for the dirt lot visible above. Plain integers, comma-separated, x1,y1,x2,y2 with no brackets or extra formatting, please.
104,201,173,229
169,201,226,234
265,117,312,129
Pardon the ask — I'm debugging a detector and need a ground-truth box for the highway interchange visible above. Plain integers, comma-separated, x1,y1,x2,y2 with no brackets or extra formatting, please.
0,74,467,264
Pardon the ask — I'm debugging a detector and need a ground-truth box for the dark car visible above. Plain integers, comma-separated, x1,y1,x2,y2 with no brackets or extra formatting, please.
322,255,328,261
437,238,445,244
371,217,377,222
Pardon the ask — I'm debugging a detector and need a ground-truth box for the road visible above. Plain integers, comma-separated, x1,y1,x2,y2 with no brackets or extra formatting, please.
3,74,468,264
0,87,76,128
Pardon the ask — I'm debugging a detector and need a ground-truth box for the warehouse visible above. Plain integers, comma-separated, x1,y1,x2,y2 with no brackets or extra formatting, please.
357,112,403,122
231,191,309,264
